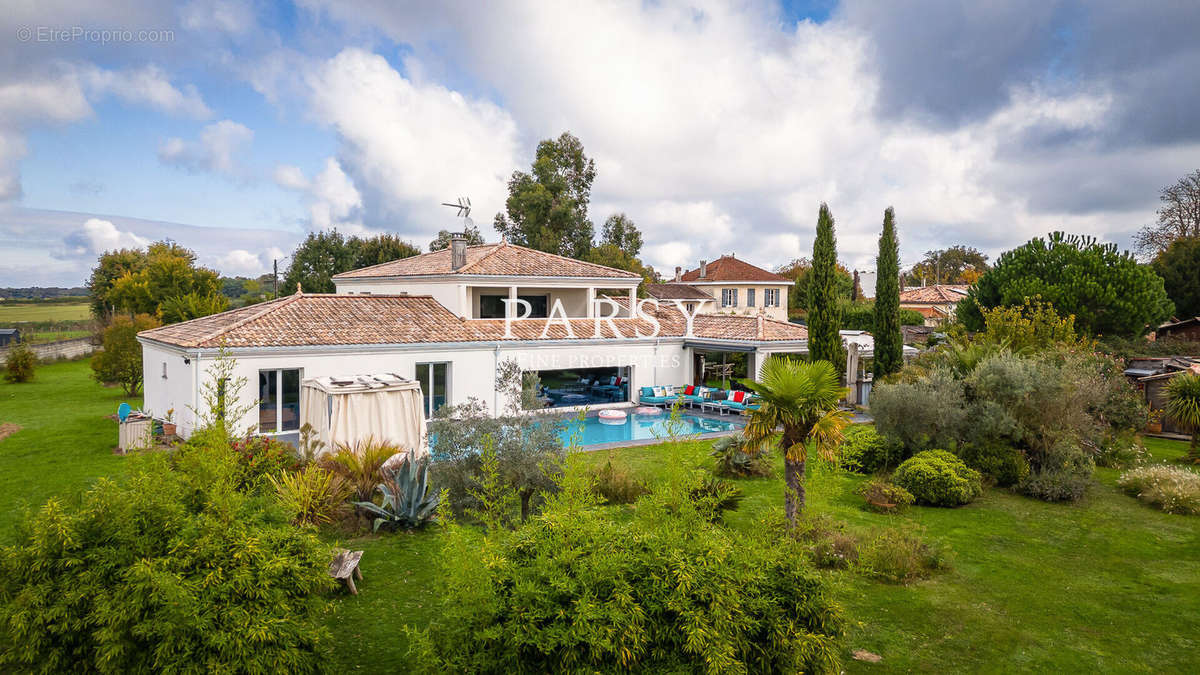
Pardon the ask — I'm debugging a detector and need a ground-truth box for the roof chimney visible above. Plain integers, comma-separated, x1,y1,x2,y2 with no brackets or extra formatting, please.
674,266,681,282
450,234,468,271
699,260,707,279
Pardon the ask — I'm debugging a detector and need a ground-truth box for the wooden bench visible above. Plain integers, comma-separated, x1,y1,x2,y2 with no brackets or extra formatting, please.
329,549,364,595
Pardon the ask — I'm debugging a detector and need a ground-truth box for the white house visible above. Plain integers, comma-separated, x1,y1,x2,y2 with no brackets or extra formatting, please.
139,238,811,442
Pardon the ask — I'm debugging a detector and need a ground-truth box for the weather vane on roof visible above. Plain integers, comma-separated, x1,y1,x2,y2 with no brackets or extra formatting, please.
440,196,471,219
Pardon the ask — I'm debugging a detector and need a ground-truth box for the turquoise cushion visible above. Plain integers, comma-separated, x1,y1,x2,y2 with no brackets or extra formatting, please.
640,387,656,397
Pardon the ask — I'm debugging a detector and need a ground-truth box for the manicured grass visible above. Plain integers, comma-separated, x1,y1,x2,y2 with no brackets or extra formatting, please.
324,437,1200,672
0,302,91,322
0,359,136,537
3,364,1198,671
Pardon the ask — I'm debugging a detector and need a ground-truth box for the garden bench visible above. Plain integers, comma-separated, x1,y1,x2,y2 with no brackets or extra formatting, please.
329,549,364,595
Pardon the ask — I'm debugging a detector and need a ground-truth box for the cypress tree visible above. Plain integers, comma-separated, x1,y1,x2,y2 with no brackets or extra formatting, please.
807,203,843,371
873,207,903,378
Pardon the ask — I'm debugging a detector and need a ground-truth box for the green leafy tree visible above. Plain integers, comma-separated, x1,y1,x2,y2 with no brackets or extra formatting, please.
908,245,990,285
429,223,485,251
775,257,853,312
741,357,849,528
352,233,421,267
99,242,222,323
1134,169,1200,258
957,232,1173,337
87,248,147,320
1165,373,1200,459
494,132,596,258
158,291,230,324
597,213,642,258
91,313,161,395
807,204,843,367
874,207,903,378
1151,236,1200,318
283,231,419,294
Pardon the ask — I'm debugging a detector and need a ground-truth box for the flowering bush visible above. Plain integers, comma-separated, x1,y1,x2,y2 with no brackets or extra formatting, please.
1118,465,1200,515
230,434,301,489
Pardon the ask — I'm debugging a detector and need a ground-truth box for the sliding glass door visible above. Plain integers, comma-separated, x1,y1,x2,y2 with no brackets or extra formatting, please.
416,362,449,417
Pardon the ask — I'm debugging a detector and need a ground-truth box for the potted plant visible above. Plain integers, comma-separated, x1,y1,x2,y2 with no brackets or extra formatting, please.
1145,409,1162,434
162,408,177,437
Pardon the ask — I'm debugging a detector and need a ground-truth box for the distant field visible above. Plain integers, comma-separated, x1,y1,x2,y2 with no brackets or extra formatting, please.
0,302,91,323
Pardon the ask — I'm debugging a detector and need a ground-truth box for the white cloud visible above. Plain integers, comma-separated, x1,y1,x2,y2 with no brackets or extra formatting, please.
274,157,365,231
180,0,255,34
213,248,268,276
304,48,520,238
273,164,310,190
82,64,211,119
60,218,150,257
159,120,254,174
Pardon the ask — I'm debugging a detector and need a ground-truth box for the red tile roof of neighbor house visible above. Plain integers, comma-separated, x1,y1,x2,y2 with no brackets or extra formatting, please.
644,283,713,300
332,240,640,280
898,284,970,304
678,254,791,283
138,292,808,348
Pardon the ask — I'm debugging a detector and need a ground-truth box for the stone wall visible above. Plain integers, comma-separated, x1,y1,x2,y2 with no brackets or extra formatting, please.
0,337,96,365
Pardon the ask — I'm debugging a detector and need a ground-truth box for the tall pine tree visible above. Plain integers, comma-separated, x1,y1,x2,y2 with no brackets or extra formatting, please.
807,203,843,372
873,207,903,378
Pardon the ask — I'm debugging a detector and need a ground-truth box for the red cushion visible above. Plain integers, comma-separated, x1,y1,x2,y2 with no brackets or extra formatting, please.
685,385,695,395
615,376,622,386
732,391,745,403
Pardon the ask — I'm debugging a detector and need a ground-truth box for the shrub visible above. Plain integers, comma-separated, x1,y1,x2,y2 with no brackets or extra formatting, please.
269,465,352,527
90,313,160,395
1014,438,1093,502
230,434,301,490
3,342,36,383
840,425,905,473
1093,431,1150,469
710,433,773,477
856,477,914,513
858,523,952,584
688,476,744,522
0,445,332,673
893,450,982,507
418,472,845,673
591,459,650,505
811,532,860,569
320,436,398,501
956,441,1029,487
870,370,967,452
1118,465,1200,515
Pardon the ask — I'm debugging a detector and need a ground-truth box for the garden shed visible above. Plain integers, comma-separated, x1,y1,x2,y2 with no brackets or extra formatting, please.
300,373,427,456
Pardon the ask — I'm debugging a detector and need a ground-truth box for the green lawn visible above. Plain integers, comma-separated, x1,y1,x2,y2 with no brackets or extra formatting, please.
0,359,136,537
3,363,1199,671
0,302,91,323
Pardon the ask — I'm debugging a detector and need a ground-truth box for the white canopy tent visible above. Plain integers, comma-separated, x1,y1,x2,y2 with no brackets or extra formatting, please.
300,373,427,457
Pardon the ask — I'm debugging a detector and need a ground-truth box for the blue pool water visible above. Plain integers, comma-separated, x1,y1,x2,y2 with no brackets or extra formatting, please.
556,411,743,447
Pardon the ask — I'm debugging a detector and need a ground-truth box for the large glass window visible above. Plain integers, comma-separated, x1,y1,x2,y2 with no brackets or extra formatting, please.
531,366,631,408
417,362,449,417
480,294,549,318
259,368,301,433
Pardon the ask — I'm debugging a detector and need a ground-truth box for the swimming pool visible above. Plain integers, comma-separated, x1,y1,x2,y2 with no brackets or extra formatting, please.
555,410,743,447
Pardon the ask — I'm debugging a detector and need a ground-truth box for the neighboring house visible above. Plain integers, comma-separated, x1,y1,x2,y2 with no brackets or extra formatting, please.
1156,317,1200,342
1124,356,1200,435
899,284,970,326
139,237,811,442
644,283,715,315
0,328,20,347
674,254,791,322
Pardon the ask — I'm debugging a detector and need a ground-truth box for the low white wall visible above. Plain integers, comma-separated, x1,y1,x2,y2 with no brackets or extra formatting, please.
0,337,96,365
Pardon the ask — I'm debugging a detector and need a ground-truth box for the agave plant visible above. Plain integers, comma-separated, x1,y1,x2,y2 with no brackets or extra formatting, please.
352,449,439,532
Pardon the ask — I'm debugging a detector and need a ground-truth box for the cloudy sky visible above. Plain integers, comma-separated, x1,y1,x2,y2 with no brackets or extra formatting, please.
2,0,1198,286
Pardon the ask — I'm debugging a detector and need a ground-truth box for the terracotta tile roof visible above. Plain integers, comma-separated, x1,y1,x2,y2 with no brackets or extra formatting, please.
333,240,640,280
644,283,713,300
678,255,791,283
139,293,808,348
898,284,969,304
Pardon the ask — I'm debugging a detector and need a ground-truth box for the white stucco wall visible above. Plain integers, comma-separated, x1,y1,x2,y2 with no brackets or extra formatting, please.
143,338,696,438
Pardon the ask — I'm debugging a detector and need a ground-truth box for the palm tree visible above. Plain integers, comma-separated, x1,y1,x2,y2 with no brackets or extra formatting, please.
1166,372,1200,460
741,357,850,528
